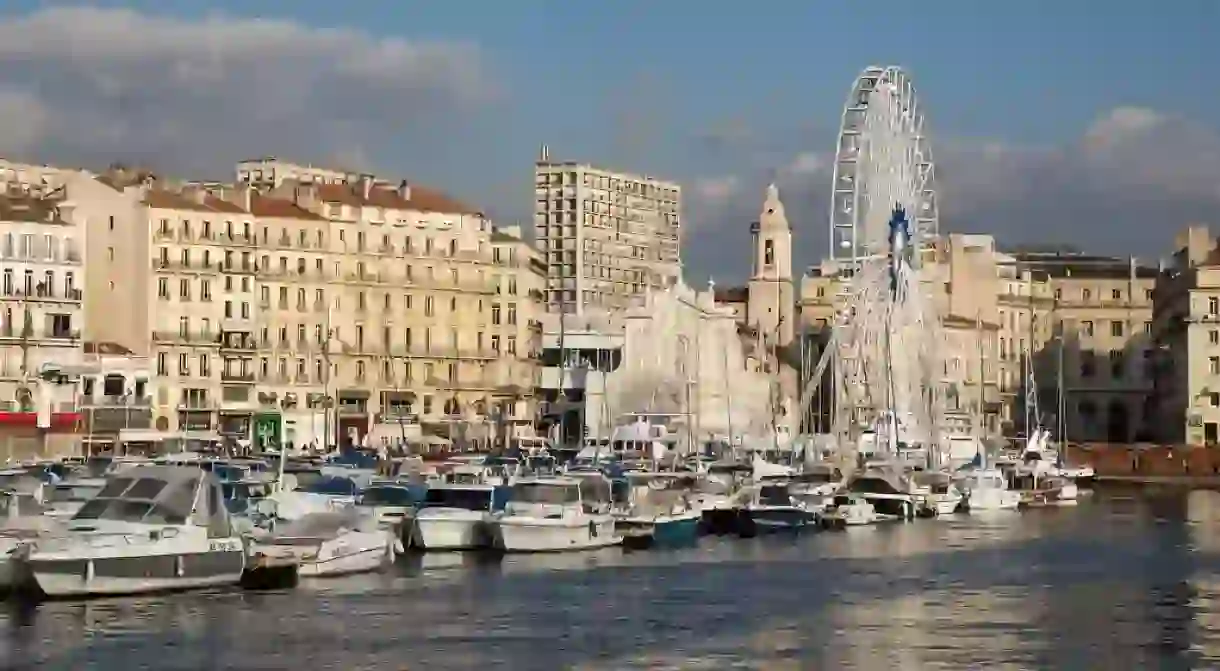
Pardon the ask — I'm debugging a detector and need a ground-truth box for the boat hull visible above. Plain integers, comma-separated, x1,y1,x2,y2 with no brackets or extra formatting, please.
494,517,619,553
963,488,1021,512
19,547,246,598
254,530,393,578
616,513,701,549
412,513,494,551
740,506,816,536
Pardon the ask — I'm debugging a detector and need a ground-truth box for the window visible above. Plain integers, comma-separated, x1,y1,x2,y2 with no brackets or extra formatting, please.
179,278,190,299
764,239,774,266
1211,330,1219,345
1211,297,1219,315
1111,289,1121,300
491,303,501,325
158,278,169,299
1081,321,1094,337
1210,357,1219,375
157,353,168,376
199,355,210,377
201,280,211,301
178,354,190,376
1110,321,1123,337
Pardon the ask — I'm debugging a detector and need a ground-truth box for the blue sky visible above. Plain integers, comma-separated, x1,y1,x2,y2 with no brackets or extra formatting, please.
1,2,1217,279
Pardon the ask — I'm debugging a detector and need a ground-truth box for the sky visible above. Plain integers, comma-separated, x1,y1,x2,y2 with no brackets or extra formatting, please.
0,1,1217,282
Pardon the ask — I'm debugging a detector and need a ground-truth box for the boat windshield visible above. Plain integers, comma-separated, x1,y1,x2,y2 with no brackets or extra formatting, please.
360,486,415,506
302,476,360,496
795,470,838,484
421,487,492,511
47,483,103,503
759,485,792,506
70,475,197,525
512,483,579,505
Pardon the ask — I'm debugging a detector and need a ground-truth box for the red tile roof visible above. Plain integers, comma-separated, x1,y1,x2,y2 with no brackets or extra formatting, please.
312,182,482,216
249,194,325,221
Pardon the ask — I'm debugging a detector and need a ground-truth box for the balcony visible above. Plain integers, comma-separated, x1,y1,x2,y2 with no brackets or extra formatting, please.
153,331,218,345
221,371,255,383
80,394,152,408
177,398,215,411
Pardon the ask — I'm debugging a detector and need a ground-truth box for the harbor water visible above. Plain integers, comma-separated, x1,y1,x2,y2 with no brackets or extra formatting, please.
5,487,1220,670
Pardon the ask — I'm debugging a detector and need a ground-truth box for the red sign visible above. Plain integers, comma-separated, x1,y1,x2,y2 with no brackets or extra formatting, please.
0,412,81,430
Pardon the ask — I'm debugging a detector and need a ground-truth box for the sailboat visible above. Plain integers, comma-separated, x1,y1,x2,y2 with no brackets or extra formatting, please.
953,313,1020,512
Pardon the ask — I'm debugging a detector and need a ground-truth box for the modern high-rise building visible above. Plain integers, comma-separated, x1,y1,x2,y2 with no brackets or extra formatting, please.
532,146,682,314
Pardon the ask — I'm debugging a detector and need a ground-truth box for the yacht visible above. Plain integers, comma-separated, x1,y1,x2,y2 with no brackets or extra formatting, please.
912,471,964,516
612,472,701,548
0,488,66,591
356,480,424,540
820,493,879,529
249,508,396,578
847,463,920,520
788,463,846,512
11,466,246,598
954,463,1021,512
410,484,508,551
740,478,818,535
1005,460,1079,507
493,475,620,553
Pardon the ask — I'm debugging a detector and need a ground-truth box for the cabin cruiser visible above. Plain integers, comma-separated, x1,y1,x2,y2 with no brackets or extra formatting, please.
787,464,846,511
821,493,879,529
689,461,752,535
0,488,66,591
912,471,964,516
249,508,396,578
612,472,701,548
410,484,509,551
11,467,246,598
847,463,921,520
1005,460,1079,507
356,480,424,539
954,463,1021,512
493,475,620,553
740,478,818,535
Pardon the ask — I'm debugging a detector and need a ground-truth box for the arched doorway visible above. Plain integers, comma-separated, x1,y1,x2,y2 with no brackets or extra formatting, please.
1107,400,1129,443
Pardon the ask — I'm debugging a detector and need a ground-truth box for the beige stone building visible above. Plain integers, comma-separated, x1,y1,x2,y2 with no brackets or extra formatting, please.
791,232,1155,443
488,224,546,435
45,159,534,450
1151,225,1220,445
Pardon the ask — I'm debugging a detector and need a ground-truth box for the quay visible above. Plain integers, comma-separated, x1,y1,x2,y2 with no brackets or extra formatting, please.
1066,443,1220,487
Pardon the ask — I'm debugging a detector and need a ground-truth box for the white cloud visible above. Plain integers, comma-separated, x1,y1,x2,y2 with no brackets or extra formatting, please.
683,106,1220,280
0,8,492,175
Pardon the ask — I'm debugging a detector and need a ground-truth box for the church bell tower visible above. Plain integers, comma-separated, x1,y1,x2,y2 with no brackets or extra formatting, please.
746,184,797,420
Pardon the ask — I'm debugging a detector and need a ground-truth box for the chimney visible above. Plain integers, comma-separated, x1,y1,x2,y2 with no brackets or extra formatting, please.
293,184,318,211
397,179,411,201
185,185,206,205
215,184,253,212
359,174,373,200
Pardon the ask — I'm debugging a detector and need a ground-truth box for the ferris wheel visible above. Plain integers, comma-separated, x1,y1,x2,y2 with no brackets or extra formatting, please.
828,66,939,269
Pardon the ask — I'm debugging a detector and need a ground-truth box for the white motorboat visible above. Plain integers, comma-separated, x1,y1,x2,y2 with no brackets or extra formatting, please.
787,463,846,512
410,484,506,551
821,494,879,528
612,472,702,548
1005,461,1079,507
954,466,1021,512
12,466,246,598
356,480,422,543
0,488,67,591
249,508,395,578
741,478,818,535
493,475,620,553
912,471,964,516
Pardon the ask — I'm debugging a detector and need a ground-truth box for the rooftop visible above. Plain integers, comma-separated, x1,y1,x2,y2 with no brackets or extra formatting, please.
0,194,68,225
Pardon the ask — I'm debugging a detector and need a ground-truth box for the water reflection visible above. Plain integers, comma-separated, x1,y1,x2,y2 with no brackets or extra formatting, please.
4,491,1220,669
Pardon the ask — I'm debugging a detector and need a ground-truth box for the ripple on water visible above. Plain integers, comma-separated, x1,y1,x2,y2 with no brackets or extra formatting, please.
3,492,1220,669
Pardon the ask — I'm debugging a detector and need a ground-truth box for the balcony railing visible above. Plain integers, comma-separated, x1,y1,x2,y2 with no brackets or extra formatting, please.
221,372,256,382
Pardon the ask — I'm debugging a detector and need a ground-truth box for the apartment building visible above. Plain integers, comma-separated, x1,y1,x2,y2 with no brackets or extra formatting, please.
0,191,85,405
488,225,547,437
255,174,502,448
236,157,363,189
1015,252,1156,442
533,147,682,314
1151,225,1220,445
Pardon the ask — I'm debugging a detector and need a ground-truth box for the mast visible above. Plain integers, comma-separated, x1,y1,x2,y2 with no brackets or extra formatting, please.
975,310,986,467
722,340,735,458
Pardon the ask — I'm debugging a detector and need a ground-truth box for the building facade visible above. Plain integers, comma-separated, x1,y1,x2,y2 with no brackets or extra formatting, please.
0,191,85,405
533,147,682,314
1151,225,1220,445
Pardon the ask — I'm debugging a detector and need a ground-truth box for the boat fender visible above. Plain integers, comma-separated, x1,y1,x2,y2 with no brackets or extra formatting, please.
84,559,94,582
175,556,185,577
589,520,598,538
